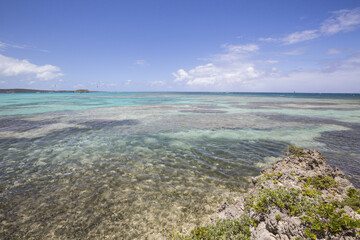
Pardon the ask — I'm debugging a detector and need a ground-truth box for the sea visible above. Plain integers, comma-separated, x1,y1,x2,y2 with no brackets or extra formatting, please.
0,92,359,239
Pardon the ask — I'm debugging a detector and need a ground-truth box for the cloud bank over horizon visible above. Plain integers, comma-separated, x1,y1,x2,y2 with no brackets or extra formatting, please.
0,54,63,85
172,7,360,92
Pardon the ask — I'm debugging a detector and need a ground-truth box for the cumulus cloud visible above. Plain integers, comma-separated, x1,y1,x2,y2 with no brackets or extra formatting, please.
173,69,189,82
172,41,360,92
321,8,360,35
173,44,263,87
174,63,260,86
171,7,360,91
0,54,63,81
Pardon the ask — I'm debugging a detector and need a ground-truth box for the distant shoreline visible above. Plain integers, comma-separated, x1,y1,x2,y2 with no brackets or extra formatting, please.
1,89,359,95
0,89,92,93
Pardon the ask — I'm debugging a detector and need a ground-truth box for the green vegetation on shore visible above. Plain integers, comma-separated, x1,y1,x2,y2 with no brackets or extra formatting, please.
171,216,252,240
283,145,305,157
172,184,360,240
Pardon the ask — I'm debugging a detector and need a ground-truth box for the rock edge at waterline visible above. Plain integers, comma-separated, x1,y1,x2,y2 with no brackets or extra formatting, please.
217,149,360,240
173,148,360,239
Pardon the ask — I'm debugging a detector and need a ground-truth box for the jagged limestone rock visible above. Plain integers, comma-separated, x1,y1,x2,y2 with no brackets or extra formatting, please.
216,149,360,240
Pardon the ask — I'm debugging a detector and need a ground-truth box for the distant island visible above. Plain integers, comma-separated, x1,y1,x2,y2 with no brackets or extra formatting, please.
0,89,91,93
74,89,90,93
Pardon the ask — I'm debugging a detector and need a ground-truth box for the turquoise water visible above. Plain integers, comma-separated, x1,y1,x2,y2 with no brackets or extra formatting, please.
0,92,360,239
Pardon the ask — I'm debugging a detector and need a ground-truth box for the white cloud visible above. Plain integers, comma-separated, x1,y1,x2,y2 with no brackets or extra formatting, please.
282,30,319,44
204,44,260,63
264,7,360,45
0,41,25,51
29,81,36,85
261,68,360,93
134,59,148,66
254,52,360,92
170,7,360,92
74,83,84,88
173,69,189,82
327,48,342,55
258,37,277,42
0,54,63,81
173,44,263,87
172,40,360,92
149,80,166,86
321,8,360,35
0,80,5,84
262,59,279,64
339,51,360,67
90,80,118,88
0,42,6,49
282,48,306,55
222,43,259,53
125,79,132,85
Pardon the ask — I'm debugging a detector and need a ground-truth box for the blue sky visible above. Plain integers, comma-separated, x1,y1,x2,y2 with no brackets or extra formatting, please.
0,0,360,92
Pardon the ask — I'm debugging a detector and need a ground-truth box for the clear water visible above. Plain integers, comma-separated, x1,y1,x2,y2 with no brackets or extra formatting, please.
0,92,360,239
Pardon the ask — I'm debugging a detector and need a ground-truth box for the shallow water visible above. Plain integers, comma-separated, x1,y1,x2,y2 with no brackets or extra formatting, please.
0,92,359,239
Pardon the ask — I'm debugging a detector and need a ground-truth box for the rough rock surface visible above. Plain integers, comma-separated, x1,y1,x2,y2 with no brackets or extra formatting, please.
216,149,360,240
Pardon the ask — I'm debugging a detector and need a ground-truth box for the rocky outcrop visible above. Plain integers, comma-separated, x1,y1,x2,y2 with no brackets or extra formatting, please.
216,149,360,240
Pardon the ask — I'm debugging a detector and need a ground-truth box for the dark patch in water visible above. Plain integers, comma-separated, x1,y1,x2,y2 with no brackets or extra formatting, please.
316,128,360,154
180,109,227,113
195,105,222,109
232,101,360,111
0,118,57,132
258,113,360,129
231,104,270,109
254,101,339,106
315,127,360,188
80,119,139,128
323,152,360,188
251,113,360,187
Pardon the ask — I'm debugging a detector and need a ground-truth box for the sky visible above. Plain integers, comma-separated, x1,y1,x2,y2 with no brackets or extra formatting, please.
0,0,360,93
